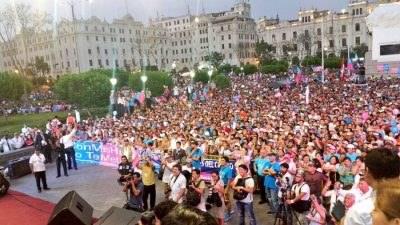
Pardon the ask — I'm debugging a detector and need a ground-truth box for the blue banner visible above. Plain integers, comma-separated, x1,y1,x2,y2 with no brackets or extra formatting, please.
200,158,235,181
74,141,102,164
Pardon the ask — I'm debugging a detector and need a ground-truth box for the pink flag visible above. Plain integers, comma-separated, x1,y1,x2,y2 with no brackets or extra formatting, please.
139,91,145,104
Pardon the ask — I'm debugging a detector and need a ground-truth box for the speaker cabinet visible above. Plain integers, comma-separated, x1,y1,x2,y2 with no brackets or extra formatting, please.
94,206,141,225
48,191,93,225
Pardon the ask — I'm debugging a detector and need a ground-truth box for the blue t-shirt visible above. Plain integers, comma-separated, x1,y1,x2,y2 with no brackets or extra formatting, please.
346,152,358,162
264,162,281,189
254,157,270,176
219,165,233,186
192,148,203,170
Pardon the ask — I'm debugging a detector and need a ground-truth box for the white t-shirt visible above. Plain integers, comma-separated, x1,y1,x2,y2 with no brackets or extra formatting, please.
291,182,310,201
169,173,187,203
343,193,374,225
233,175,255,203
29,153,46,172
162,161,176,183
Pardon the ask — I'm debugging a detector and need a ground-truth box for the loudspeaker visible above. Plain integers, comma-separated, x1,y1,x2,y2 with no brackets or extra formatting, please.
94,206,141,225
48,190,94,225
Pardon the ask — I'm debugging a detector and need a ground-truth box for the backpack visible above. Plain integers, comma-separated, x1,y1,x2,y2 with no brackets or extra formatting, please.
291,183,311,213
185,179,204,207
233,177,250,201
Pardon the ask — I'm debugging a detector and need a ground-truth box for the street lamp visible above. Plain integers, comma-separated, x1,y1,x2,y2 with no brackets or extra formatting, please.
288,52,292,67
141,74,148,92
321,47,328,83
190,70,195,80
14,69,19,74
240,66,244,76
208,70,213,83
172,62,176,70
110,77,117,86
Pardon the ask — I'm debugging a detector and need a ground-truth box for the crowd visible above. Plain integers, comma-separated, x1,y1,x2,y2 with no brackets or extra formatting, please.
24,71,400,225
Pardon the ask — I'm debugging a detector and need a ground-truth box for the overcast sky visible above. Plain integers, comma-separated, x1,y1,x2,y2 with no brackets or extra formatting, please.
2,0,349,23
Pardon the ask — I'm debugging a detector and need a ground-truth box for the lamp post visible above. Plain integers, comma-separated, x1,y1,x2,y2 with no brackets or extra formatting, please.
240,66,244,76
288,51,292,67
322,47,328,83
140,74,148,94
109,77,117,115
208,70,213,83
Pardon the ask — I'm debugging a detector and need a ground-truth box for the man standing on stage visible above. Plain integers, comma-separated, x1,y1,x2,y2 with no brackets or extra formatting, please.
60,128,77,170
29,149,50,193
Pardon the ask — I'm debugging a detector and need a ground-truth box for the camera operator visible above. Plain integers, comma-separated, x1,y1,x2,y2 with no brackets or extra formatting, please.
118,155,133,185
123,172,144,212
276,163,293,200
286,172,311,225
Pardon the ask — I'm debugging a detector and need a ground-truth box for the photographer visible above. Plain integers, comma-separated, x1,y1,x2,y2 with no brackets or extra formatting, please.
286,172,311,225
276,163,293,200
123,172,144,212
306,195,326,225
209,171,225,225
118,155,133,185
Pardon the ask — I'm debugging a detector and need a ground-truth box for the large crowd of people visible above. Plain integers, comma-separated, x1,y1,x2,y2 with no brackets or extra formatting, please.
15,71,400,225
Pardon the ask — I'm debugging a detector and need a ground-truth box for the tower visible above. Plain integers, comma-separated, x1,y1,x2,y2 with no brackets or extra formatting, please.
234,0,251,18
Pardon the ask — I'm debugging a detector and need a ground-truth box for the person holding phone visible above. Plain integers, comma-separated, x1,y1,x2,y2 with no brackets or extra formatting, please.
306,194,326,225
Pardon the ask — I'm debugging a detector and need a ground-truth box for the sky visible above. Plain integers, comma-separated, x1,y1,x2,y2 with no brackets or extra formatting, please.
1,0,349,23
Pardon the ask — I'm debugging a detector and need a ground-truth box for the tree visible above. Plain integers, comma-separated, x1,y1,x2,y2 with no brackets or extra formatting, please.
194,70,211,84
0,3,50,75
213,75,231,89
33,56,50,76
297,33,312,57
129,71,172,97
255,40,274,65
205,52,224,68
291,56,300,66
352,43,369,57
218,63,232,74
243,64,258,75
0,72,32,101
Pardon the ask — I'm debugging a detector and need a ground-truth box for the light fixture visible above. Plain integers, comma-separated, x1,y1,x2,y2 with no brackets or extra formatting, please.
140,75,148,83
190,70,195,78
110,78,117,86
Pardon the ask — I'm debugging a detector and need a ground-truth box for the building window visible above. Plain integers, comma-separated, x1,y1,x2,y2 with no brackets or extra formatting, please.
355,36,361,45
228,34,231,40
88,49,92,55
221,26,224,31
317,41,322,49
305,30,309,37
221,35,224,41
317,28,321,36
293,31,297,39
352,9,355,15
355,23,360,32
105,49,108,55
329,26,333,34
342,25,346,33
229,43,232,48
86,36,89,41
272,34,276,41
342,38,347,47
89,59,93,66
85,26,88,31
360,8,363,15
222,44,224,49
96,36,99,41
98,59,102,67
329,40,334,48
282,33,286,41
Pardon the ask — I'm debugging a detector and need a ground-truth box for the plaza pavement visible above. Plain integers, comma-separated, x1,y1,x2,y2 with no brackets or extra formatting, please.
10,162,274,224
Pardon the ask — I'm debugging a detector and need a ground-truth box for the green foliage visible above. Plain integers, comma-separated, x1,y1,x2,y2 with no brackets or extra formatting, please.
205,52,224,68
260,64,287,74
255,40,274,60
129,71,173,97
352,43,368,57
0,72,32,100
218,63,232,74
54,71,112,107
291,56,300,66
194,70,212,84
33,56,50,76
302,55,321,67
212,75,231,89
325,56,342,69
243,64,258,75
90,69,130,89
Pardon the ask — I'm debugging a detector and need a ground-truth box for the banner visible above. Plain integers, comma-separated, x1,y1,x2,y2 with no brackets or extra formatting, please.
100,143,122,167
74,141,102,164
200,157,235,181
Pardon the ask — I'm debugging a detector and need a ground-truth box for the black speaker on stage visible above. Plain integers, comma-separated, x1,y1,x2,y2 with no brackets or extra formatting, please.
48,190,94,225
94,206,141,225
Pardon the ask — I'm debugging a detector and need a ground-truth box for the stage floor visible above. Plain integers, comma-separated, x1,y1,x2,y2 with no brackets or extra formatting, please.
8,162,274,224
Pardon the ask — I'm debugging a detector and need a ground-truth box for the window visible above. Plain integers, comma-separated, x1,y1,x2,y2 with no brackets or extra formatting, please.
98,59,102,67
355,36,361,45
282,33,286,41
105,49,108,55
228,34,231,40
352,9,355,15
329,26,333,34
342,25,346,33
221,26,224,31
96,36,99,41
89,59,93,66
329,40,334,48
342,38,347,47
229,43,232,48
85,26,88,31
88,49,92,55
305,30,309,37
293,31,297,39
272,34,276,41
221,35,224,41
360,8,363,15
355,23,360,32
222,44,224,49
86,36,89,41
317,28,321,36
317,41,322,49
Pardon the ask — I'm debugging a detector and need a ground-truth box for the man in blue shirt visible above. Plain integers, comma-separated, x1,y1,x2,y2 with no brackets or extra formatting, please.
263,153,280,214
219,156,234,221
254,148,270,204
190,141,203,170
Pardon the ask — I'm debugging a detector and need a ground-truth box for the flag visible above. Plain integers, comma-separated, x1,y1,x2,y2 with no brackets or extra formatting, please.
347,58,353,76
138,91,145,104
305,85,310,104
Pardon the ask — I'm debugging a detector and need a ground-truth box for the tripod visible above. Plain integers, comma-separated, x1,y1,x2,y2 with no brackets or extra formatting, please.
273,199,301,225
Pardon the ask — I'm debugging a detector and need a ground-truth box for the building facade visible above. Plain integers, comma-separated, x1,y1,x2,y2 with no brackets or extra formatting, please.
257,0,375,60
0,0,257,75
